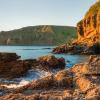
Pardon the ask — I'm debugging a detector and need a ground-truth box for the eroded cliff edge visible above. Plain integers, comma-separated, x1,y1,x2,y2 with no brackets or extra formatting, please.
53,1,100,54
76,1,100,46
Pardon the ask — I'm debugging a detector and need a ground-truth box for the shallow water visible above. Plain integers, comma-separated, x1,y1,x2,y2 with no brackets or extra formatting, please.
0,46,89,88
0,46,89,66
0,69,51,88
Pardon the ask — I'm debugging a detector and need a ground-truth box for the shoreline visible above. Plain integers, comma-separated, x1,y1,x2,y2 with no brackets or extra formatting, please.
0,54,99,99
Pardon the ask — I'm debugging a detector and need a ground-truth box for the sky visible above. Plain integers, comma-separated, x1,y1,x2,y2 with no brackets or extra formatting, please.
0,0,96,31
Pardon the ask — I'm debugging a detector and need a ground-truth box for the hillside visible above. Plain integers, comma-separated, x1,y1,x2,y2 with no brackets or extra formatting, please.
0,25,76,45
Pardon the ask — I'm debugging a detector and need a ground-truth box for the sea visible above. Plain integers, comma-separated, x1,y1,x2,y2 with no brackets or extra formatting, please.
0,46,89,89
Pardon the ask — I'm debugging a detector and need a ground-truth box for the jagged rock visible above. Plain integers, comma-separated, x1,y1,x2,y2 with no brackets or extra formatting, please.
37,55,65,69
0,53,66,79
71,56,100,93
71,55,100,76
77,3,100,46
0,53,31,79
76,76,94,92
53,1,100,55
85,86,100,100
0,56,100,100
0,53,20,62
0,60,31,79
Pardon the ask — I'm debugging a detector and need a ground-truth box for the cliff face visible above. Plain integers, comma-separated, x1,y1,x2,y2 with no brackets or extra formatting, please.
53,1,100,54
77,1,100,46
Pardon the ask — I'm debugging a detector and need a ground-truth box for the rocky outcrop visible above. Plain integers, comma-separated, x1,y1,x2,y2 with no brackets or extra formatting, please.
0,55,99,100
37,55,65,69
53,43,96,54
72,55,100,99
53,1,100,54
0,53,65,79
0,53,31,79
71,55,100,75
77,1,100,46
0,53,20,62
0,61,31,79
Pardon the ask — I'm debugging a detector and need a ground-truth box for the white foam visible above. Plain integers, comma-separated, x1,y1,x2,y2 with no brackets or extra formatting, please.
1,80,29,88
0,69,51,89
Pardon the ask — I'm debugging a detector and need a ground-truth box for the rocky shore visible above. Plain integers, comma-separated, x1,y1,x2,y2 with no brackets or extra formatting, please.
0,53,99,100
0,53,65,79
53,43,100,55
0,1,100,100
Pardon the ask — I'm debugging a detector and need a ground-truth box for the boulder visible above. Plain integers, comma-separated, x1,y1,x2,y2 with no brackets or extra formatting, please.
0,53,20,62
37,55,65,69
0,60,31,79
54,70,73,88
71,55,100,76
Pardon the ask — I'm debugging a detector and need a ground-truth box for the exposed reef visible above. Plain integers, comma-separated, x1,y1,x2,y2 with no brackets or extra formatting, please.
0,53,65,79
0,55,99,100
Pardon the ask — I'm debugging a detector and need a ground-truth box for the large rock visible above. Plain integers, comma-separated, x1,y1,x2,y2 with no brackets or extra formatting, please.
37,55,65,69
0,60,31,79
0,53,20,62
54,70,73,88
0,53,31,79
71,55,100,76
13,70,73,94
72,56,100,97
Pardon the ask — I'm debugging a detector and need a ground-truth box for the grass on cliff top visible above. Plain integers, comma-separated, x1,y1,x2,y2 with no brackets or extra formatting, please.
0,25,77,45
85,1,100,17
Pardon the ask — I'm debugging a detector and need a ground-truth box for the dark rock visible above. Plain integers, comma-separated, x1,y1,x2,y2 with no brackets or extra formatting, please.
0,60,31,79
37,55,65,69
0,53,20,62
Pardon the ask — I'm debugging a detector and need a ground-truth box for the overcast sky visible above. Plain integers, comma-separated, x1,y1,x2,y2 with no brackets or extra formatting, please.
0,0,96,31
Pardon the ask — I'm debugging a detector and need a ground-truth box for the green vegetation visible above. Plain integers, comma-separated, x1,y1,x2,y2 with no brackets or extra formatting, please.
85,1,100,17
0,25,77,45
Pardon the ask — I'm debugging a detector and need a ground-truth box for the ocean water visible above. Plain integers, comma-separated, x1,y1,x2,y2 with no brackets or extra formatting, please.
0,46,89,88
0,46,89,66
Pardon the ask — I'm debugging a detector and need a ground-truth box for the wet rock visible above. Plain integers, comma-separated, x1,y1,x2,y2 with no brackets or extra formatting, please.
53,43,99,55
71,55,100,76
0,53,20,62
0,60,31,79
37,55,65,69
0,55,99,100
31,75,55,89
53,44,68,54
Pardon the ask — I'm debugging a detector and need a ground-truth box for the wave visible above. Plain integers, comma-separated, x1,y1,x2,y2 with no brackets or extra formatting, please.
0,69,51,89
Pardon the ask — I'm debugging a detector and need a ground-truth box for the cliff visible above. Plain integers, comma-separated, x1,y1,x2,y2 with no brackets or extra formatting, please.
53,1,100,54
76,1,100,46
0,25,76,45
